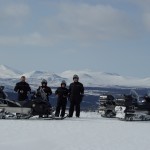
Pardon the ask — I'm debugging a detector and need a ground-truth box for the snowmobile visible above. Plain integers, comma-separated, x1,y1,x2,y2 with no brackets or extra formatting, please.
115,90,150,121
99,94,116,118
0,86,68,120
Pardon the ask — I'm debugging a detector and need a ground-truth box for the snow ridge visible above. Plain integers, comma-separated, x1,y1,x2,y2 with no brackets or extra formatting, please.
1,65,150,89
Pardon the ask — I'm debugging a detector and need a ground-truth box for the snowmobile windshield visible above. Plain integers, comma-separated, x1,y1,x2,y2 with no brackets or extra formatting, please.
147,91,150,97
130,90,139,103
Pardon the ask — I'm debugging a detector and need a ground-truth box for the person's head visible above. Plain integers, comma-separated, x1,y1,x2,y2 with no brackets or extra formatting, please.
41,79,47,86
21,76,26,82
73,74,79,82
61,80,66,87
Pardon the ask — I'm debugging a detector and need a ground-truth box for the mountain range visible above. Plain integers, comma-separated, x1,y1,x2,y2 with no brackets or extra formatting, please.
1,64,150,91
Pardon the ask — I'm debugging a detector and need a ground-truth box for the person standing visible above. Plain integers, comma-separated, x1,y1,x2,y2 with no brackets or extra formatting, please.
14,76,31,101
55,80,69,118
68,74,84,118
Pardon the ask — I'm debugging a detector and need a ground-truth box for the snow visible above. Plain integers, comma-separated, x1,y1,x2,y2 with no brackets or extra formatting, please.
0,65,22,78
0,112,150,150
61,70,150,87
1,64,150,89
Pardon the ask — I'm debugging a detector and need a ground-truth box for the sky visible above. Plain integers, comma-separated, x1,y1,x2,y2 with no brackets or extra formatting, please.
0,0,150,78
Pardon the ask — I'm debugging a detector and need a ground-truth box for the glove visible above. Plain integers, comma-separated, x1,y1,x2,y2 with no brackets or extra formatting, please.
20,90,24,93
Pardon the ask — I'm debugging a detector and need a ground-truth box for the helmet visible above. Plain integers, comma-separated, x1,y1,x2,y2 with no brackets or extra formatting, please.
41,79,47,84
21,76,26,79
61,80,66,86
21,76,26,81
73,74,79,80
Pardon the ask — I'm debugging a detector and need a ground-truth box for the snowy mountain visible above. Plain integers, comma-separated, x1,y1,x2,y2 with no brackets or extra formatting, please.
22,71,68,88
23,70,67,81
60,70,150,88
0,65,22,78
1,65,150,91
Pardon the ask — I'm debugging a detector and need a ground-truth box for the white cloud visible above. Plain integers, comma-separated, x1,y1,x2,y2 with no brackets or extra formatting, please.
3,3,30,18
44,3,134,43
0,32,55,47
129,0,150,32
143,13,150,31
0,2,136,47
0,3,30,28
130,0,150,10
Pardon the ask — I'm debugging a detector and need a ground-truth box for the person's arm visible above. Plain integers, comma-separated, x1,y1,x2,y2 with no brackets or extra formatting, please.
80,83,84,102
68,84,72,95
14,83,19,92
48,87,52,96
27,83,31,93
55,88,58,95
64,88,69,98
68,84,72,100
80,83,84,95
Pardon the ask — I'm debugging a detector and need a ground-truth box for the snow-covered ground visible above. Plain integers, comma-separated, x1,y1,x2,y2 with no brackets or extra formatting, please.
0,112,150,150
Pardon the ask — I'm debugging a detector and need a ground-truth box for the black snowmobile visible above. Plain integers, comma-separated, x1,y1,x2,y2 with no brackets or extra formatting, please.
115,90,150,121
99,94,116,118
0,86,68,120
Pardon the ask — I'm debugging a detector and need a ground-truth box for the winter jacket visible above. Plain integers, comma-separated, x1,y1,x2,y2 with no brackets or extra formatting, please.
69,82,84,103
14,81,31,101
55,87,69,100
37,86,52,100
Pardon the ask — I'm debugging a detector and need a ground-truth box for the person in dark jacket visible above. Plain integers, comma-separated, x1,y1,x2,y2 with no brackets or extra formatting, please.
14,76,31,101
68,74,84,118
36,79,52,118
0,86,6,99
55,80,69,117
37,79,52,102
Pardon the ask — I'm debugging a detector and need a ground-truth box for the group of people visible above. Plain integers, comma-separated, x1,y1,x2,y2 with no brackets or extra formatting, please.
14,75,84,118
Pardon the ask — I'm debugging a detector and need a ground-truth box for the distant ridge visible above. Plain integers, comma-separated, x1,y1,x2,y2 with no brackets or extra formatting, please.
0,65,150,90
0,64,22,78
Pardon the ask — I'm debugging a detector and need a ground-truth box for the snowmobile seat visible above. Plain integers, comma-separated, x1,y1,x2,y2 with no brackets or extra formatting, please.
107,95,115,101
144,96,150,103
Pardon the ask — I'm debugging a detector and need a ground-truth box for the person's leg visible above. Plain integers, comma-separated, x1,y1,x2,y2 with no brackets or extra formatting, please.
76,102,80,117
55,101,61,117
60,100,67,117
47,98,52,108
69,101,74,117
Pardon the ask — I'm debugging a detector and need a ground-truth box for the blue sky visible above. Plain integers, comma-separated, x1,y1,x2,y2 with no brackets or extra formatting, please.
0,0,150,78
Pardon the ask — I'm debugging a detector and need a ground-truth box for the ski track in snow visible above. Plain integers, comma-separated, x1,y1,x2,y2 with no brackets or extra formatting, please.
0,112,150,150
